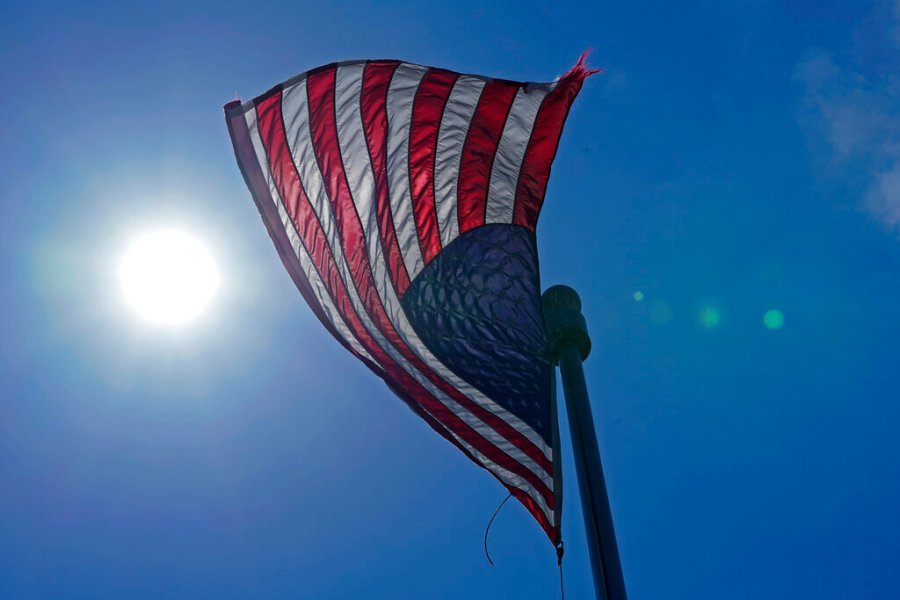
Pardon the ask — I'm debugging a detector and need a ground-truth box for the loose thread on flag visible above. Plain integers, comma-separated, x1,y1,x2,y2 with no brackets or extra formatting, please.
483,493,512,566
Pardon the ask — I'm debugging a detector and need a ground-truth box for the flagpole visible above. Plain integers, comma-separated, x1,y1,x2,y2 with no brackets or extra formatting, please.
542,285,627,600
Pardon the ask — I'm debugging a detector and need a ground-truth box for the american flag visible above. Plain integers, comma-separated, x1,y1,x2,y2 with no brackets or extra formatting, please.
225,57,593,543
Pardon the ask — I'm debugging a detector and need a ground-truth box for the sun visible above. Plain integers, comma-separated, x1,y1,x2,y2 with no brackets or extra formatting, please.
119,229,219,325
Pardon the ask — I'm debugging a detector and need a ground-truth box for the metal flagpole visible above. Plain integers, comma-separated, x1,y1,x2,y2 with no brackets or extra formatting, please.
542,285,627,600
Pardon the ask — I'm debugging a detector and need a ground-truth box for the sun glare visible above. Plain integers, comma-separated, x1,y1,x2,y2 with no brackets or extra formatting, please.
119,230,219,325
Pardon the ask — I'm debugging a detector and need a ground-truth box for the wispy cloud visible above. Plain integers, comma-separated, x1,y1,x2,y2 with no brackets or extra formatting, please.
795,4,900,233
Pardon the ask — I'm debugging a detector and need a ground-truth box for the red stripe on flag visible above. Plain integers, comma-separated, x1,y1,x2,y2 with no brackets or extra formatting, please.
509,485,555,541
456,81,519,235
512,68,589,230
408,68,459,265
307,67,384,316
359,61,412,297
304,66,555,486
255,92,347,305
255,90,554,508
225,103,364,367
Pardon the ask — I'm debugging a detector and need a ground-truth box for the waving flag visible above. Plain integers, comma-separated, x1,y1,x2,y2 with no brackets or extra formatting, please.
225,57,594,543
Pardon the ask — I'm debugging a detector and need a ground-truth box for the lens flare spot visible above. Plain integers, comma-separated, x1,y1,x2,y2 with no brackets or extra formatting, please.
698,306,721,329
763,309,785,330
633,290,645,302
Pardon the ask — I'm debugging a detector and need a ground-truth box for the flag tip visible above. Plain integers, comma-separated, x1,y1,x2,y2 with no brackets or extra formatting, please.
566,50,603,79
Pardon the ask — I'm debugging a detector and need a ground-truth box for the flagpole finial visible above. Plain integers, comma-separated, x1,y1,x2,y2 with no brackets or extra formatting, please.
542,285,591,362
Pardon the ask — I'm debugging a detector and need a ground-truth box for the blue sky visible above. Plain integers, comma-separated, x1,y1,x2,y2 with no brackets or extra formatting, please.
2,1,900,598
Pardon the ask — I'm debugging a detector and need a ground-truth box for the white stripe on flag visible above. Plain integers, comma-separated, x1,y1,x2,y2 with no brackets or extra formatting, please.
333,64,410,334
434,75,485,248
485,83,555,225
384,64,428,282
